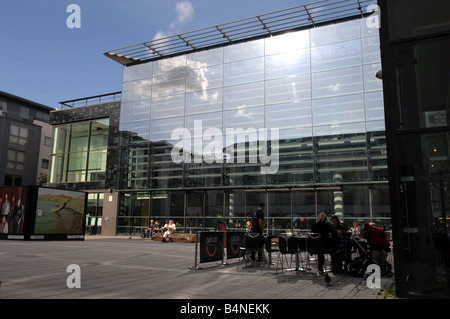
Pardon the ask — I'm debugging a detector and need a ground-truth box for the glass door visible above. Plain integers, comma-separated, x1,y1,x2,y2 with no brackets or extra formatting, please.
205,190,224,229
268,190,291,235
186,191,205,233
292,188,316,232
225,190,246,231
245,190,267,232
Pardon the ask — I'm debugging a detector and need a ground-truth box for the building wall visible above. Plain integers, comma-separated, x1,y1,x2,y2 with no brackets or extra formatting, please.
48,100,121,235
49,100,121,191
0,92,52,187
33,119,52,182
116,17,390,235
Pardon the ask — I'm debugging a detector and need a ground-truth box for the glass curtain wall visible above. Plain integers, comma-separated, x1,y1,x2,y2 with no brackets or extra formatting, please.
118,185,385,235
50,119,110,183
117,17,388,234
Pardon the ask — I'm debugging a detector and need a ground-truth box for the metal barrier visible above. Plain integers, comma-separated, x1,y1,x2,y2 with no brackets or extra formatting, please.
190,231,245,270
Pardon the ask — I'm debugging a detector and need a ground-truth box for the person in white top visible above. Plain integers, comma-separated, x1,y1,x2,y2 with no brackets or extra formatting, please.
162,219,176,242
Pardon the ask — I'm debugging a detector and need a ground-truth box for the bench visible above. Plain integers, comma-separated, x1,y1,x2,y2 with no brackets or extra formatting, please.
151,232,198,243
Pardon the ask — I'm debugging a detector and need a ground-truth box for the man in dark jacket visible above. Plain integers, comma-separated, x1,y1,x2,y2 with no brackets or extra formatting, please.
250,202,265,262
311,212,337,274
331,215,348,272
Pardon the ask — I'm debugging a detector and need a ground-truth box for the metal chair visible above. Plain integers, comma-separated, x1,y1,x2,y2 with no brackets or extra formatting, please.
276,236,298,273
239,232,262,268
264,235,279,268
307,232,330,274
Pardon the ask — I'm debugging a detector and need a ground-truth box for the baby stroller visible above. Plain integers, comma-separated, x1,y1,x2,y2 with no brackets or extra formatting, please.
346,223,393,278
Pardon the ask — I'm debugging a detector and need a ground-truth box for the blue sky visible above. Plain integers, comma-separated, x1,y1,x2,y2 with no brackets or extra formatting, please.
0,0,309,108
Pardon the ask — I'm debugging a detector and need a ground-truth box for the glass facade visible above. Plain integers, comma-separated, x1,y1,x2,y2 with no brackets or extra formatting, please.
117,18,389,235
50,118,110,183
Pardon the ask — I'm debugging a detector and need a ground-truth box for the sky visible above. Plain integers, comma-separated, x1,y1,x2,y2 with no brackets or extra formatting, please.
0,0,310,108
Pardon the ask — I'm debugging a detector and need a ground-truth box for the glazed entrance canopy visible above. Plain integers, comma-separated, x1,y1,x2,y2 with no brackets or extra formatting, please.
104,0,377,65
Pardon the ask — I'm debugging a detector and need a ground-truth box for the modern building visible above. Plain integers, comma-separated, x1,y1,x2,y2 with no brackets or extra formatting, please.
43,0,450,299
379,0,450,299
48,93,121,235
0,91,53,187
98,0,389,236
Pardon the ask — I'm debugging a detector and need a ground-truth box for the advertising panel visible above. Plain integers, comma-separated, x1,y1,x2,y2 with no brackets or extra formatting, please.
199,231,224,263
0,186,28,239
226,231,245,260
0,186,86,240
33,187,86,239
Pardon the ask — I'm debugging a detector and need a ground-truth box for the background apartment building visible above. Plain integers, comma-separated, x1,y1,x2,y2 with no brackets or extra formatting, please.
0,91,53,187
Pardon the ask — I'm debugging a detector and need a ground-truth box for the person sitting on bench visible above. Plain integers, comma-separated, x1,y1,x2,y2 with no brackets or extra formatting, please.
162,219,176,242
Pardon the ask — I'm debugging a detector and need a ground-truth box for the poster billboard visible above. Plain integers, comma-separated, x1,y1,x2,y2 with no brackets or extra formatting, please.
226,231,245,260
0,186,86,241
0,186,28,239
33,187,86,239
199,231,224,263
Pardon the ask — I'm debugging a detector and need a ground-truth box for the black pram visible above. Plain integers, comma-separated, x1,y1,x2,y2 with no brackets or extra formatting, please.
346,223,393,277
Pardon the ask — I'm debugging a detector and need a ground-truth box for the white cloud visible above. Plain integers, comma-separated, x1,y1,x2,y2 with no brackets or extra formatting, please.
171,1,194,28
153,1,194,40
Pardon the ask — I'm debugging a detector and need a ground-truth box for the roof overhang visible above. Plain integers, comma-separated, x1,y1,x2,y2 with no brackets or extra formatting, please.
104,0,377,66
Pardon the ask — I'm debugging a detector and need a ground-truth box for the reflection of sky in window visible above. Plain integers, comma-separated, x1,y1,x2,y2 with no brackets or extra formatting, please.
121,18,383,138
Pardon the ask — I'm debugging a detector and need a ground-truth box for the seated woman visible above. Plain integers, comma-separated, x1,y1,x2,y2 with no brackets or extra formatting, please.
162,219,176,242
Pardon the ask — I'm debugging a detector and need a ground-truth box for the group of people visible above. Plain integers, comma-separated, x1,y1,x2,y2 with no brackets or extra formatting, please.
311,212,349,274
246,202,372,274
145,219,176,242
0,193,25,235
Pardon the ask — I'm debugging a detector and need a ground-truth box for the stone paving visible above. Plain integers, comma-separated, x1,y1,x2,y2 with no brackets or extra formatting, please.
0,235,395,301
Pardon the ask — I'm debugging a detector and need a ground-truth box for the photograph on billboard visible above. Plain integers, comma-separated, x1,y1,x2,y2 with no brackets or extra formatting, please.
0,187,28,236
34,187,86,235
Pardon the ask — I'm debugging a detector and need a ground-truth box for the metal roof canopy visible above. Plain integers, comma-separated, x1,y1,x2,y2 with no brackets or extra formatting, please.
104,0,377,65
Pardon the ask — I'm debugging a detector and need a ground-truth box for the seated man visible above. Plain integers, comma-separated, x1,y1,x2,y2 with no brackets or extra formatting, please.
146,220,159,238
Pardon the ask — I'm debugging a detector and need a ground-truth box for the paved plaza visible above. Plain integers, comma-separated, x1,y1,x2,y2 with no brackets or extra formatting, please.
0,235,395,301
